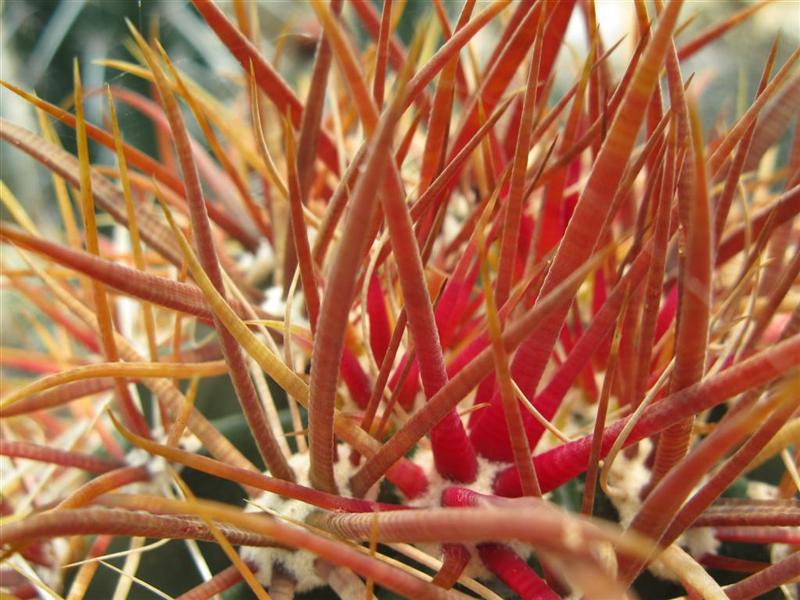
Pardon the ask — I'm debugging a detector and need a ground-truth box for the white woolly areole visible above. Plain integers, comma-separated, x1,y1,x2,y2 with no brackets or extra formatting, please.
125,448,170,493
260,285,287,317
238,240,272,273
747,480,778,501
406,448,532,580
240,447,378,592
605,439,719,581
606,439,653,529
682,527,719,559
259,284,310,330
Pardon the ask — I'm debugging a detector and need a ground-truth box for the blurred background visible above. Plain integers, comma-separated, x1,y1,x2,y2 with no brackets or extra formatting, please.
1,1,798,598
